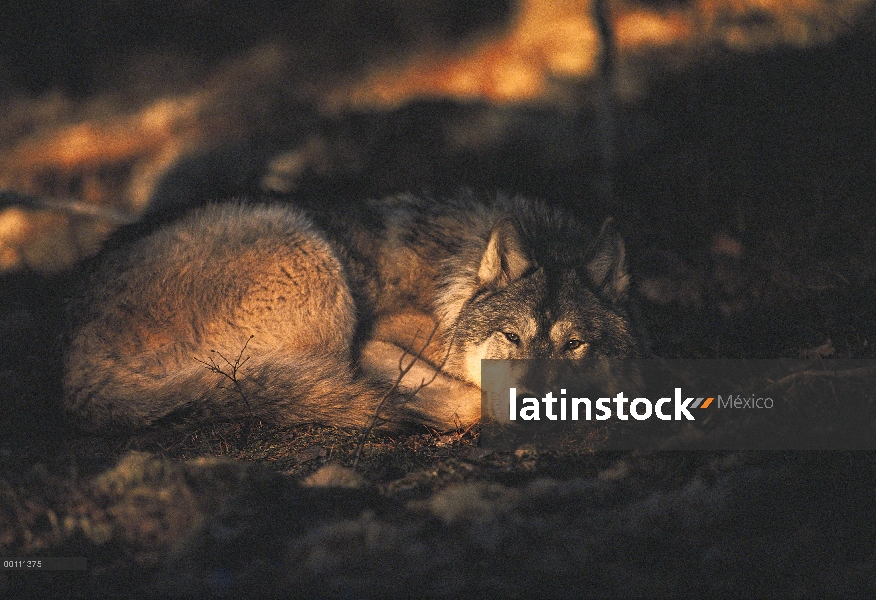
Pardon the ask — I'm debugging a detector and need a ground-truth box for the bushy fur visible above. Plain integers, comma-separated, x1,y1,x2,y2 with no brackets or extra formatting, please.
64,194,640,431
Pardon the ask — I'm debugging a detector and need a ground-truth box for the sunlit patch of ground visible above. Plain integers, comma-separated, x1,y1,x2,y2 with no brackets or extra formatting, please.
0,46,296,271
325,0,872,109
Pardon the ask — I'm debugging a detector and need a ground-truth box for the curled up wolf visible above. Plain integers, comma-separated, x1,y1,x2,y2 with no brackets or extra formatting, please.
63,194,640,432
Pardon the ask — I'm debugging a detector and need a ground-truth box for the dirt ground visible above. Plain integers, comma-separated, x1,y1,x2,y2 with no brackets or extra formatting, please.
1,2,875,597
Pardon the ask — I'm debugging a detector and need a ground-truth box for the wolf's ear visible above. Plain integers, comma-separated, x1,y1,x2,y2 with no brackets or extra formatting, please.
478,218,531,289
586,218,629,302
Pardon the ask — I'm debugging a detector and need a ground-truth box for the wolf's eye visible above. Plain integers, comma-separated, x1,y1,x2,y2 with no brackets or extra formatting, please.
502,331,520,345
564,339,584,352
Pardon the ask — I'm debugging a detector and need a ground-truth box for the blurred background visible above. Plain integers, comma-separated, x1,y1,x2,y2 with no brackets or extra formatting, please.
1,0,875,358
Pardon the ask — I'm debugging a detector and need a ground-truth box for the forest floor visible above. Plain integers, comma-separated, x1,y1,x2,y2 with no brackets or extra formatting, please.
1,4,875,596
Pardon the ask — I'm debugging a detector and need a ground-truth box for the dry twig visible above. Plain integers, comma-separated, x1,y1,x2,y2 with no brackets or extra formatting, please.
353,321,452,468
195,335,255,444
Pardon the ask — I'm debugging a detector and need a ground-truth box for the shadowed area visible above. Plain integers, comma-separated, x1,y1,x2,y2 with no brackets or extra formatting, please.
1,1,875,596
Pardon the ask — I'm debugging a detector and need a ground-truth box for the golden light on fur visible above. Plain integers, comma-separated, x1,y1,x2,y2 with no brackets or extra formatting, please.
64,195,640,432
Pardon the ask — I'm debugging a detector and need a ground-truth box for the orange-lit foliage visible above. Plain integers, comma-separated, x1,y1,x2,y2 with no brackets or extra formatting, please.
325,0,870,110
0,48,289,270
0,0,870,271
326,0,602,107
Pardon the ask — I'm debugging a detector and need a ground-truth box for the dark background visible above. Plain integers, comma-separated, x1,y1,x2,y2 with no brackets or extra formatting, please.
1,1,876,596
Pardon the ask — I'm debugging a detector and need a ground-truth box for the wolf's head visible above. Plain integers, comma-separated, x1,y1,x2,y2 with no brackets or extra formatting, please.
439,208,640,386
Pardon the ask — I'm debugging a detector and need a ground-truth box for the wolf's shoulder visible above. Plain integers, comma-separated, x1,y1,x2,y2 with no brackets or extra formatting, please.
69,200,336,315
164,201,321,243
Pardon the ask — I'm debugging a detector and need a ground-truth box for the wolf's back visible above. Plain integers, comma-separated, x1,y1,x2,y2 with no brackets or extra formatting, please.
63,202,387,430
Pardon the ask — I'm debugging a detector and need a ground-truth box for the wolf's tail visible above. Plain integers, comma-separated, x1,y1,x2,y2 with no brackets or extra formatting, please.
63,344,427,432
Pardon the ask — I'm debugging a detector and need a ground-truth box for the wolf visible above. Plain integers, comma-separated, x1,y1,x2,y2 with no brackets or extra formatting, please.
63,193,640,431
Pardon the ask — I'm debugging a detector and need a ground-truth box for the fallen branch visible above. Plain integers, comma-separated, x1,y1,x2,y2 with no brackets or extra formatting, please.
353,321,450,469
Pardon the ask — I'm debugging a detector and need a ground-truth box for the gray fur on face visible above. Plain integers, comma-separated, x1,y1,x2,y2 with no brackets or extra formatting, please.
428,199,638,384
